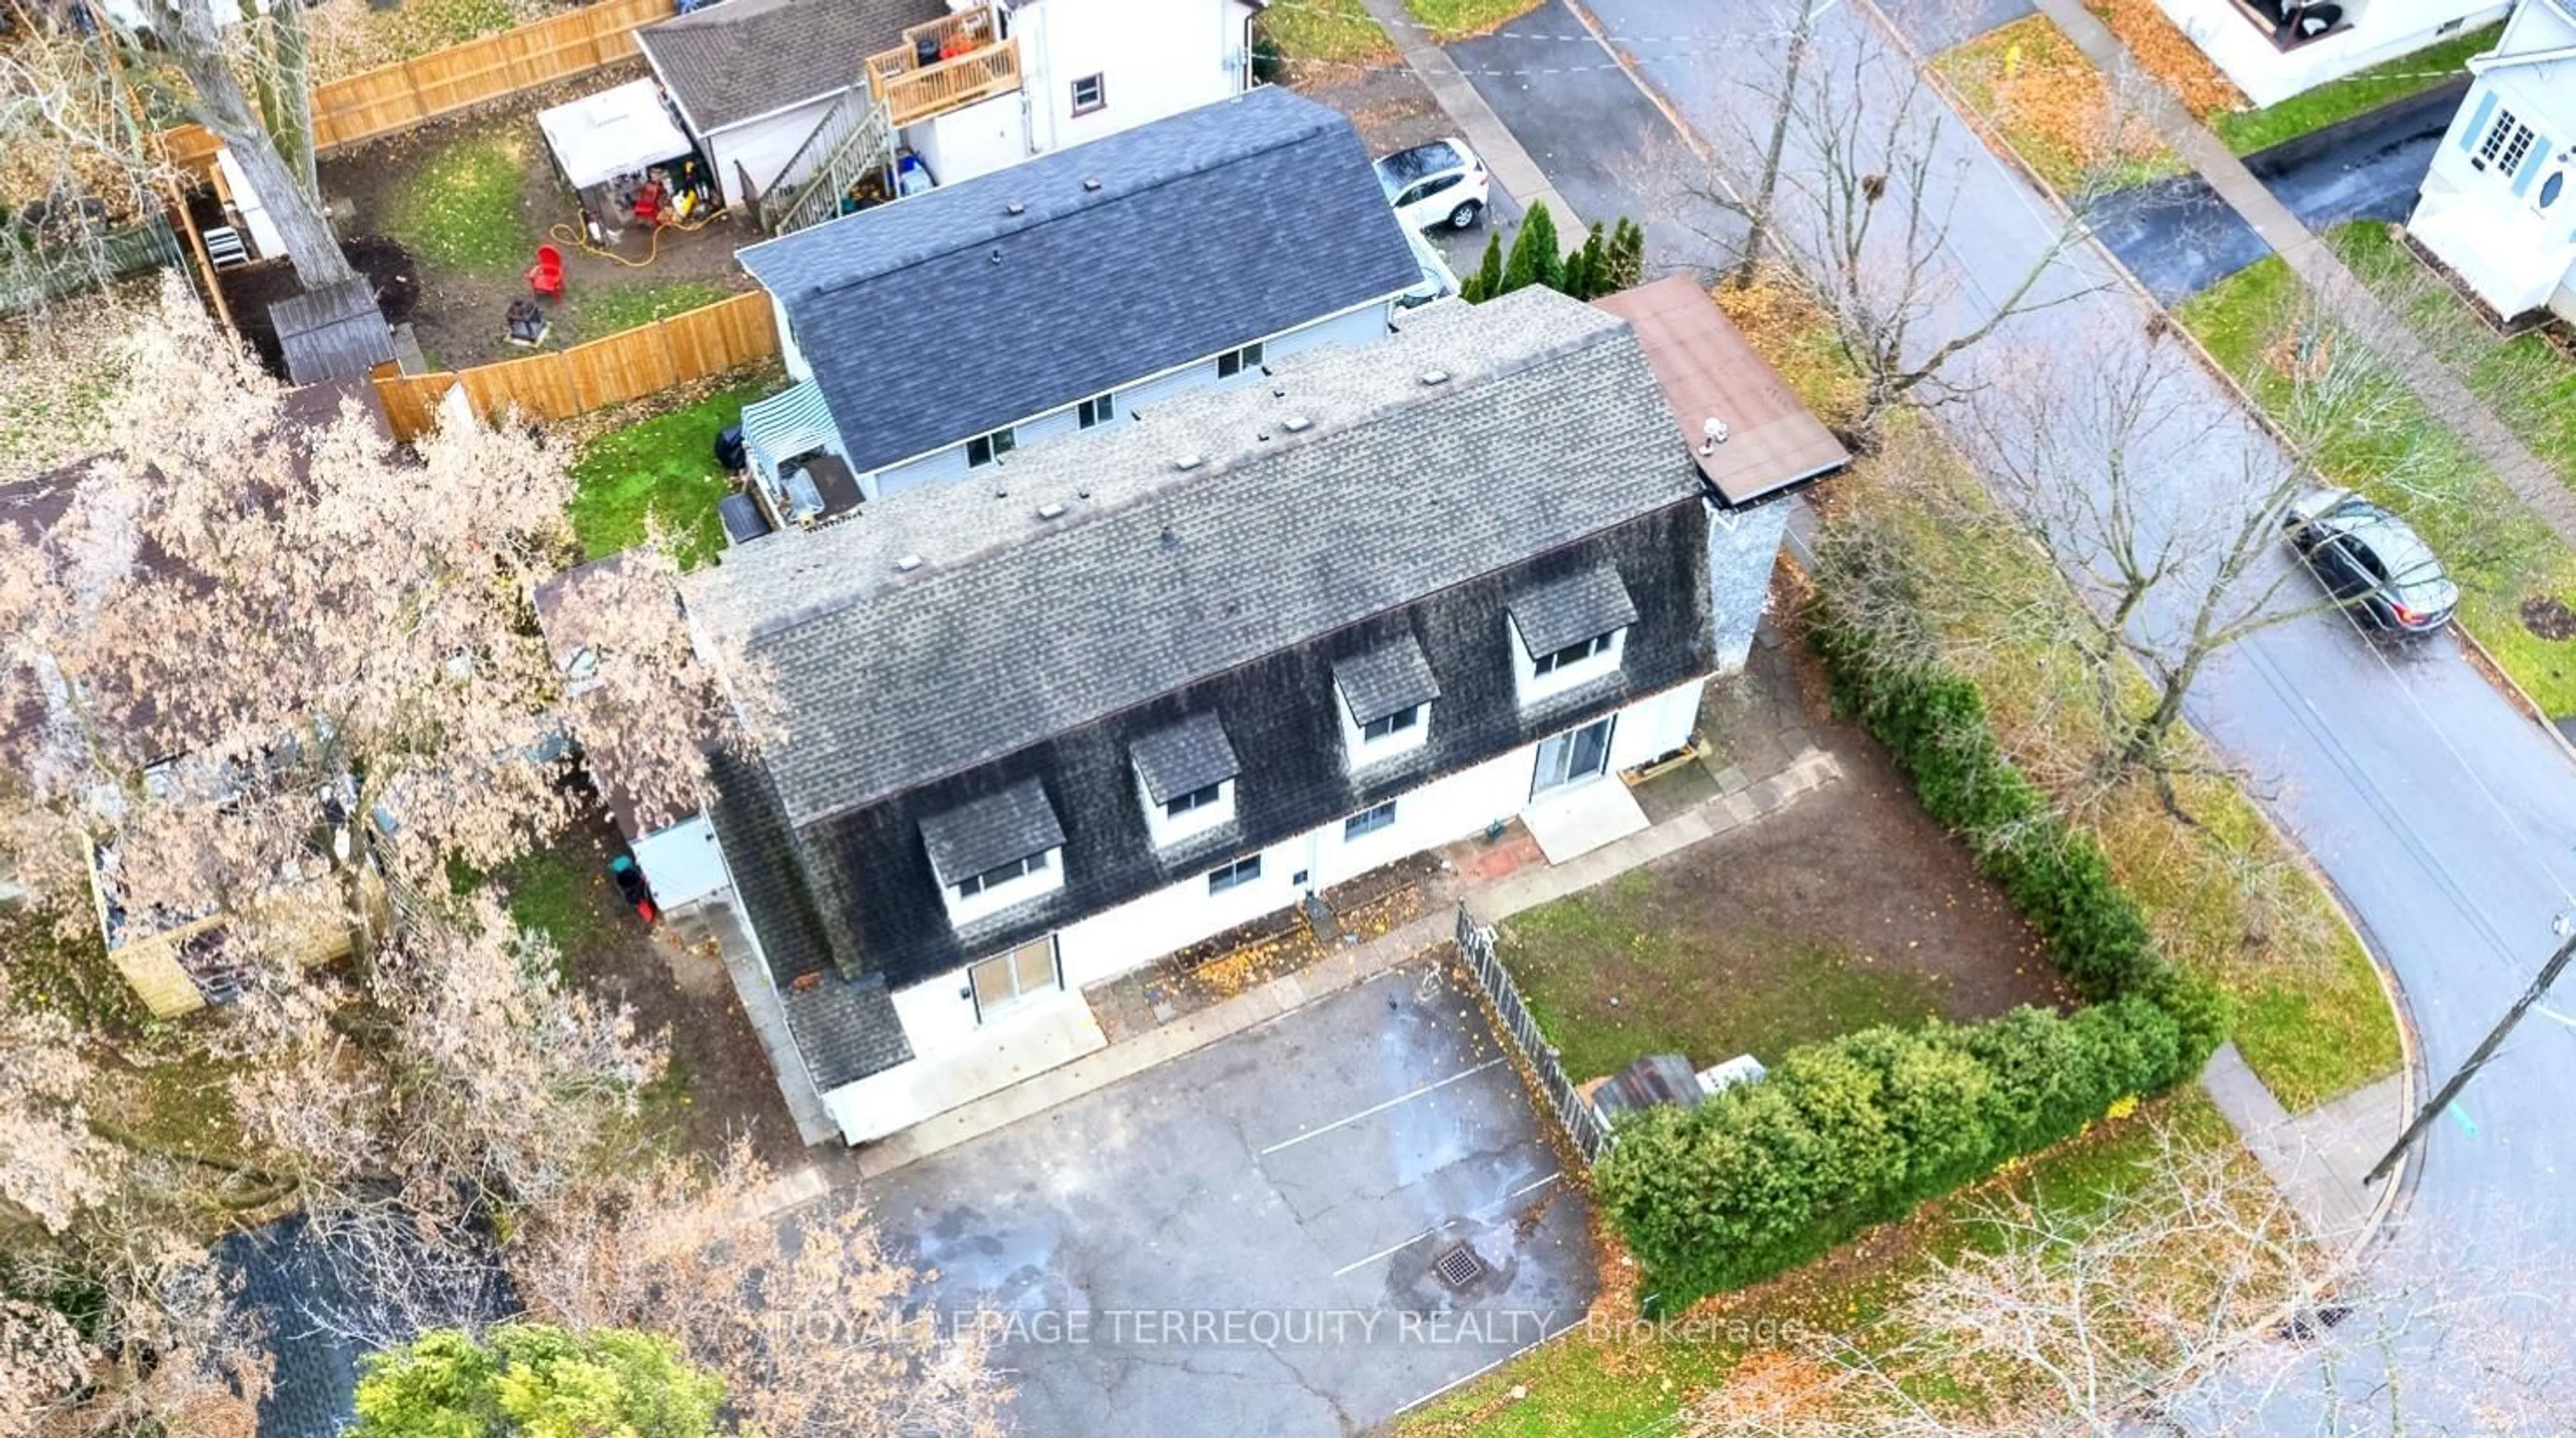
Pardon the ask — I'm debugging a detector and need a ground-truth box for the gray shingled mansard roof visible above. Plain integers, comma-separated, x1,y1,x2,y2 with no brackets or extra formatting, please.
1509,561,1640,656
918,777,1066,883
637,0,942,135
1128,712,1240,804
686,288,1700,830
733,85,1422,476
1333,637,1441,726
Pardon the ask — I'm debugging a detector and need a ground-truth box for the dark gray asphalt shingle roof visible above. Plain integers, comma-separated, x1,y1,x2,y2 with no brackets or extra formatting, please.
686,288,1700,828
735,85,1421,475
1129,712,1239,804
918,777,1065,883
270,278,393,386
638,0,942,134
1509,561,1639,655
1334,637,1440,725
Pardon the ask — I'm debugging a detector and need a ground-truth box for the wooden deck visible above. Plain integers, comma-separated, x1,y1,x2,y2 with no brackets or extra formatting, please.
867,7,1022,131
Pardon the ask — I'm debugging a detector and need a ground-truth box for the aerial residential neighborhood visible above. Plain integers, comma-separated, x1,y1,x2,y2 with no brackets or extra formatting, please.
11,0,2576,1433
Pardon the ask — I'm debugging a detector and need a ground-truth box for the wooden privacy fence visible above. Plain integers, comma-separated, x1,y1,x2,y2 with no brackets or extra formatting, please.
1454,903,1609,1163
371,290,777,440
160,0,669,174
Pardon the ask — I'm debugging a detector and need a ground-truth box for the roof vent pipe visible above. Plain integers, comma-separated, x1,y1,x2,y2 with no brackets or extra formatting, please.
1082,176,1102,191
1282,414,1311,433
1701,417,1730,453
1005,201,1026,216
1419,369,1450,386
1036,502,1067,520
1173,453,1204,471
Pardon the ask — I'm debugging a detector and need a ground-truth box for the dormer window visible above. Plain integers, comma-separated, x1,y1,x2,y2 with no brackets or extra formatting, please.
1131,712,1239,848
1335,637,1439,766
922,778,1067,927
1509,563,1636,706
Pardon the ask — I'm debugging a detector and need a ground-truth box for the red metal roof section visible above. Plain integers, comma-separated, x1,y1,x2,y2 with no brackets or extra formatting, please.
1593,274,1849,508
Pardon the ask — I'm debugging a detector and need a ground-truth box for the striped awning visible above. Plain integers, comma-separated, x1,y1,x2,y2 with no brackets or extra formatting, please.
742,378,843,482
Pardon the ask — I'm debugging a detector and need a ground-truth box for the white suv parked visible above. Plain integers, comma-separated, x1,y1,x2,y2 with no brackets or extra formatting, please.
1374,138,1489,232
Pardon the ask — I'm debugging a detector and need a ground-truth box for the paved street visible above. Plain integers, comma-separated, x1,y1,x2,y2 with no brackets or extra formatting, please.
860,962,1591,1435
1454,0,2576,1417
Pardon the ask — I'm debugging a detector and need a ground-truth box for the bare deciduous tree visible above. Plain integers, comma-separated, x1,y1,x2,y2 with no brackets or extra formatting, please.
0,276,736,964
519,1146,1014,1438
1678,2,2125,427
1687,1122,2576,1435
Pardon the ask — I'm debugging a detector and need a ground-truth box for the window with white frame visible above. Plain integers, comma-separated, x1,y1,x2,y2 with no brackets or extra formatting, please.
1216,341,1265,378
1344,799,1397,840
1071,73,1107,115
1361,705,1420,742
1077,391,1116,429
965,426,1017,467
2473,107,2534,175
1532,633,1615,675
968,936,1059,1020
1207,854,1261,894
1164,782,1223,818
954,849,1048,900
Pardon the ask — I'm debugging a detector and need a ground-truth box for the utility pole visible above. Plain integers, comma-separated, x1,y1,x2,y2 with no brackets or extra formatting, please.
2365,925,2576,1186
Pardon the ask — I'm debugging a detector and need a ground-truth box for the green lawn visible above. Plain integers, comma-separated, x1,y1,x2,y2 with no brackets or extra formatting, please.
1254,0,1396,72
566,374,772,569
2176,241,2576,718
2213,24,2499,154
1501,871,1951,1084
1402,0,1542,40
1401,1092,2239,1435
567,278,734,345
382,132,536,276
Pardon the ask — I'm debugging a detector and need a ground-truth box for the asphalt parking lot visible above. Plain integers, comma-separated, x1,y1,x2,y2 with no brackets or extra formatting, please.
860,958,1595,1435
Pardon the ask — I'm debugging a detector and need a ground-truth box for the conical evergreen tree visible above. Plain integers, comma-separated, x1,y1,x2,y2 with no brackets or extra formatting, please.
1501,201,1561,296
1462,229,1503,302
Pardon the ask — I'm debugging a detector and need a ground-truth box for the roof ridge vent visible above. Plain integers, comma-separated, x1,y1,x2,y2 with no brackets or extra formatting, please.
892,553,925,572
1173,453,1204,472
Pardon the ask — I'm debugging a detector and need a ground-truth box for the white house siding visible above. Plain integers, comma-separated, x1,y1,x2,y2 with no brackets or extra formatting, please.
708,95,849,212
909,91,1032,187
2408,3,2576,321
817,675,1708,1142
2151,0,2508,107
771,294,812,383
865,300,1398,496
1705,498,1790,671
1013,0,1253,159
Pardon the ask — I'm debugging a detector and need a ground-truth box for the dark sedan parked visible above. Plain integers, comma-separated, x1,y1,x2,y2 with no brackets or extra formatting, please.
2282,488,2459,634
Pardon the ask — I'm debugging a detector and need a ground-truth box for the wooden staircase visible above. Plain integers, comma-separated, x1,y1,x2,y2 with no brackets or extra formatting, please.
763,84,898,237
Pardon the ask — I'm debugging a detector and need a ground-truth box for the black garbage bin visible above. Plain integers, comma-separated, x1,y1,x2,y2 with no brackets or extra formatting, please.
714,423,746,473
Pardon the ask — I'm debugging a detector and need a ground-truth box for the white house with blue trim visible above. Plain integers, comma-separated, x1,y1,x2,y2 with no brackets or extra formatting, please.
2407,0,2576,325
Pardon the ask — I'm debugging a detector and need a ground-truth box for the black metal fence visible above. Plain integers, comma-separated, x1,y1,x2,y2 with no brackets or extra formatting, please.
1454,903,1607,1163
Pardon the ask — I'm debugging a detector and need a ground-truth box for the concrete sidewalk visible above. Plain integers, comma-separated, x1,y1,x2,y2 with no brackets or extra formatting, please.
2029,0,2576,551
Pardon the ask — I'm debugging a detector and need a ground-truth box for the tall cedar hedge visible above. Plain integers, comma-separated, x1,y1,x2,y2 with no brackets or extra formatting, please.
1593,594,2231,1311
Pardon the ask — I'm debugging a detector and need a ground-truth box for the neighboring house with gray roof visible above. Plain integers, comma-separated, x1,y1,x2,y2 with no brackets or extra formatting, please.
727,85,1421,523
641,0,1265,215
681,286,1847,1146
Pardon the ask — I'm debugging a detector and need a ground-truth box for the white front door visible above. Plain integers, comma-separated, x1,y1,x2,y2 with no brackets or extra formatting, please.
1532,716,1615,797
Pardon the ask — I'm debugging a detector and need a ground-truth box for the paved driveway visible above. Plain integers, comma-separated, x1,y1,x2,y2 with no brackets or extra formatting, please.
859,960,1593,1435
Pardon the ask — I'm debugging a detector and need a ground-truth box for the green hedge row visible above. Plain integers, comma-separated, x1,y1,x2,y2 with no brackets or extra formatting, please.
1598,987,2225,1305
1807,609,2159,999
1590,592,2231,1311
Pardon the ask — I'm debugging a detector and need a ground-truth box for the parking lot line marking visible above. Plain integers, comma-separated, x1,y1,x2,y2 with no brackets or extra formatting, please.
1396,1312,1591,1416
1329,1170,1564,1278
1256,1057,1505,1157
1333,1225,1444,1278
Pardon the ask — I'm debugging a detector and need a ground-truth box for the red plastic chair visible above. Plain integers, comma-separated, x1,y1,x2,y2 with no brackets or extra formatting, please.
525,243,564,302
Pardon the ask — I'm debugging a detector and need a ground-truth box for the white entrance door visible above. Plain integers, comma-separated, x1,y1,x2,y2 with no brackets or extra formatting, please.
1532,715,1615,797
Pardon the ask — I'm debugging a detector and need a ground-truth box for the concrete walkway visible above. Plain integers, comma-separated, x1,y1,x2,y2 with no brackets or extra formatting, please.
2030,0,2576,550
1352,0,1587,231
2202,1042,2401,1253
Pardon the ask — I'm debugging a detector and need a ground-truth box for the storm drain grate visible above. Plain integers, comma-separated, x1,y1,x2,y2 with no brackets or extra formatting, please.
1430,1243,1486,1289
